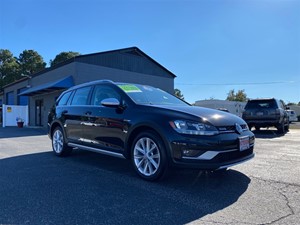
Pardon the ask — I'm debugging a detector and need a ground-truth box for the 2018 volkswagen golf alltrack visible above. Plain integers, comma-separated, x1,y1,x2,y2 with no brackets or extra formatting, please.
48,80,255,181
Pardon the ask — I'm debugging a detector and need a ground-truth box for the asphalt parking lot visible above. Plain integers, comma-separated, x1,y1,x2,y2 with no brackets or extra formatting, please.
0,126,300,225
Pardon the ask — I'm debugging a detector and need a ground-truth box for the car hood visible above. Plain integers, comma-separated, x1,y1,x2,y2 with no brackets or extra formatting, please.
153,105,246,126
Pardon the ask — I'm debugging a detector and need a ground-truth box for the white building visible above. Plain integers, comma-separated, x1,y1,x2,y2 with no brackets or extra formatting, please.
194,100,246,117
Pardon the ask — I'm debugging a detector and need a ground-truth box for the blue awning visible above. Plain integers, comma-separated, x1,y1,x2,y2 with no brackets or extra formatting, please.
19,76,74,96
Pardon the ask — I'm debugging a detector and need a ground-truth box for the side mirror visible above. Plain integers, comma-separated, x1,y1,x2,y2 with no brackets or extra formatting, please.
101,98,120,108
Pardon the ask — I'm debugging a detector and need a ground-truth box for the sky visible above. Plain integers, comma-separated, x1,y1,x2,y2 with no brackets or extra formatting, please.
1,0,299,104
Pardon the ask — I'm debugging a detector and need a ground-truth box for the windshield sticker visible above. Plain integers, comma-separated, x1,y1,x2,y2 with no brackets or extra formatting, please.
118,84,142,93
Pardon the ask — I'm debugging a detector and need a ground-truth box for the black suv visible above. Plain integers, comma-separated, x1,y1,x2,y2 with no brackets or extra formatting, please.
242,98,289,134
48,80,255,181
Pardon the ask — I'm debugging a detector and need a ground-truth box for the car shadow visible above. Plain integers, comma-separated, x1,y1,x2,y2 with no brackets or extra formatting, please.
0,150,251,225
0,126,47,138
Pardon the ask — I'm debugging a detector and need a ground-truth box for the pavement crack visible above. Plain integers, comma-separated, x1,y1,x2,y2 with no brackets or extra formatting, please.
249,175,300,188
250,176,296,225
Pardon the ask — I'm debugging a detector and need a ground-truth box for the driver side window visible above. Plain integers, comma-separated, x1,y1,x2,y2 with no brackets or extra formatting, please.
91,85,120,106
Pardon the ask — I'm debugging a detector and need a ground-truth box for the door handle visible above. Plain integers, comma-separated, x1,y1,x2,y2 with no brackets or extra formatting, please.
62,110,68,115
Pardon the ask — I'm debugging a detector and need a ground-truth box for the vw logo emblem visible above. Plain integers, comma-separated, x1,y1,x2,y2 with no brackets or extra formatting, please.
235,123,243,134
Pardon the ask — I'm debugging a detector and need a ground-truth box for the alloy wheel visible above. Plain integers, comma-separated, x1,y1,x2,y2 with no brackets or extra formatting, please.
133,137,161,177
52,129,64,154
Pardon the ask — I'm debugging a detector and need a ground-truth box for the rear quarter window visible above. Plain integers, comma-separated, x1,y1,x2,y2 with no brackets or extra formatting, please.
57,91,72,106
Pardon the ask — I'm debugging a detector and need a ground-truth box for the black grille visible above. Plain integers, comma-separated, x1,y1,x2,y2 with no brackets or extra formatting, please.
217,124,248,133
212,148,253,163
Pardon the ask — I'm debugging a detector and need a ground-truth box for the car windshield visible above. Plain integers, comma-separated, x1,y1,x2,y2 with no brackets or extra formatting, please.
117,84,188,106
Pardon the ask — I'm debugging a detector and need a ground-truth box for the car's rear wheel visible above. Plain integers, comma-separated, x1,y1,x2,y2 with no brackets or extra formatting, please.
52,127,72,156
277,122,285,134
131,131,168,181
284,119,290,132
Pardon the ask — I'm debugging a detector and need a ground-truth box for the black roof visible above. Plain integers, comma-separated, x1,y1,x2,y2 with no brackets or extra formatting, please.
32,47,176,78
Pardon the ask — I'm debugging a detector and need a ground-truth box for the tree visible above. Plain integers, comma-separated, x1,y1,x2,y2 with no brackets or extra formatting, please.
226,89,247,102
0,49,20,88
18,50,46,75
174,88,184,100
50,51,80,67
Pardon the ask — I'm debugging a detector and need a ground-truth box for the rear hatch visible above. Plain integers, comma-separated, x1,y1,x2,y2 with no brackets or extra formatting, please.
243,99,278,121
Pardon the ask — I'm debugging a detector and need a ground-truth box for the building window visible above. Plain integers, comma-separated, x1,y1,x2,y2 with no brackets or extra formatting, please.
18,88,29,105
6,91,14,105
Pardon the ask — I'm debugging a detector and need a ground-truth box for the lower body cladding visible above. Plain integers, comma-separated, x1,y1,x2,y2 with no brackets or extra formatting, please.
169,133,255,170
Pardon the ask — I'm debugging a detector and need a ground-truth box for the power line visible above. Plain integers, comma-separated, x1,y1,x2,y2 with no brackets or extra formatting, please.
176,81,298,86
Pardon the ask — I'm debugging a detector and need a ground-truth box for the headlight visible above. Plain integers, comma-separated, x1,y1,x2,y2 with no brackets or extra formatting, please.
169,120,219,136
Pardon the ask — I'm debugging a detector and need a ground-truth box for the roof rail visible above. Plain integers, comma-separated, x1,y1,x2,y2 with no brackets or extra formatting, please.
100,80,114,83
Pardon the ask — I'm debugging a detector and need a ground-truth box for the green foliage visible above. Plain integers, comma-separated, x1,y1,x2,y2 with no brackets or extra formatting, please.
18,50,46,75
174,88,184,100
0,49,21,88
0,49,46,89
50,51,80,67
226,89,247,102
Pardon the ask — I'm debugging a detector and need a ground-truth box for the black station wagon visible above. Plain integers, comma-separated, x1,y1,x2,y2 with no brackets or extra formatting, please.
48,80,255,181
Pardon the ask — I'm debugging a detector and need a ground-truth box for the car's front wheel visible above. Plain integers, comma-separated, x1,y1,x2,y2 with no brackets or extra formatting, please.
52,127,72,156
131,131,168,181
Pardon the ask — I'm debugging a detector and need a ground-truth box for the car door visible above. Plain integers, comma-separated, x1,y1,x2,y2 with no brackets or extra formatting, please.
83,84,128,153
64,86,93,144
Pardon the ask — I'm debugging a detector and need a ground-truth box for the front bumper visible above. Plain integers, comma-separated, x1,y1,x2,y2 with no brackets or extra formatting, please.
168,132,255,170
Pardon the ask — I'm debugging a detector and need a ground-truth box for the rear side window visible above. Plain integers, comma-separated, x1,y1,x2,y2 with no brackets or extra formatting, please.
57,91,72,106
70,86,92,105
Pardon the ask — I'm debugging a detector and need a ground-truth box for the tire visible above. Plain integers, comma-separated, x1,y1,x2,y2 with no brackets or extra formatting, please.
131,131,168,181
285,123,289,132
277,122,285,134
52,127,73,156
285,118,290,132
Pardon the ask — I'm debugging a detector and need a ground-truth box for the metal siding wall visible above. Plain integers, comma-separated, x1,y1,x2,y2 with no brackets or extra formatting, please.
30,63,75,86
77,52,173,79
74,62,174,93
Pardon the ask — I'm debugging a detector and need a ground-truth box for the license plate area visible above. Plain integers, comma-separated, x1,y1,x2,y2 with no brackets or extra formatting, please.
239,136,250,151
256,112,264,116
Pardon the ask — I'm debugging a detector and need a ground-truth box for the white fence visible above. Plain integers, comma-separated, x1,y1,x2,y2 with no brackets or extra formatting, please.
2,105,29,127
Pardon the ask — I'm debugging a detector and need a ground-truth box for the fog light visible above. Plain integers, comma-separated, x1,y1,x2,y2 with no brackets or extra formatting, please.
182,149,199,157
